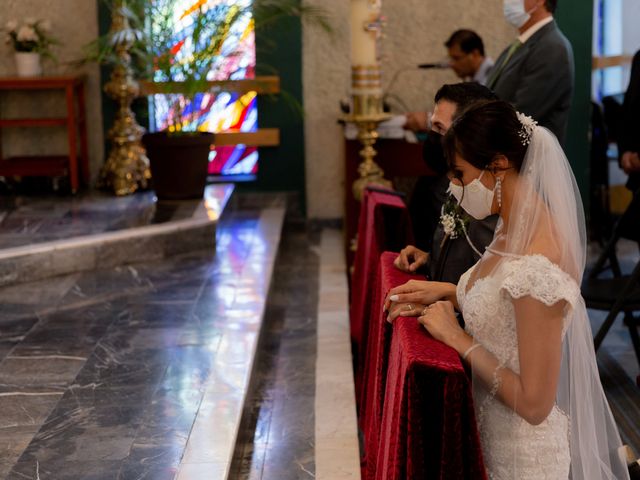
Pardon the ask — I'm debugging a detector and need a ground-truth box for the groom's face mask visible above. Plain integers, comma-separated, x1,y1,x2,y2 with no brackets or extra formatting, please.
448,170,495,220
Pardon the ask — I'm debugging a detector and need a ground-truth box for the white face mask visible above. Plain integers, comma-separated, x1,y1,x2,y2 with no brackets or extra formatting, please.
503,0,531,29
448,171,495,220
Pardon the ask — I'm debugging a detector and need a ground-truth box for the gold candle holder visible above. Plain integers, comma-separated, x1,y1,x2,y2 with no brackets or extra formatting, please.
97,0,151,196
343,64,392,201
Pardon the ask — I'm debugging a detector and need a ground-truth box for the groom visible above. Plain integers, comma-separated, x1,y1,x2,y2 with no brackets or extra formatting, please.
397,83,498,284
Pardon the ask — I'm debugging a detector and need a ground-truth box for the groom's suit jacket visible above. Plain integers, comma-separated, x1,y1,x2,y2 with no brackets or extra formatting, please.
429,212,498,284
491,20,574,144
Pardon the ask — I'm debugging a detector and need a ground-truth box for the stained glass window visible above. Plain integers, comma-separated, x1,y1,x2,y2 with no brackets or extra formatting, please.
150,0,258,176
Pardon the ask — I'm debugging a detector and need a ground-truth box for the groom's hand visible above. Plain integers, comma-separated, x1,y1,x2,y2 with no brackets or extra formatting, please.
394,245,429,273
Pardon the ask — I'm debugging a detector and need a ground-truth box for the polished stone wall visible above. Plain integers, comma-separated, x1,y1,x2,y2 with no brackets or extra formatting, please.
0,0,104,184
302,0,515,218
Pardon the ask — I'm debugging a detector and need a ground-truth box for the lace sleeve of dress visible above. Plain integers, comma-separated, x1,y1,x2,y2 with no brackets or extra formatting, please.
500,255,580,311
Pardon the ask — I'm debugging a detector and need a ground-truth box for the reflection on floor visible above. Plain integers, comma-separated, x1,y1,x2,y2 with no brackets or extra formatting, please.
231,220,320,479
0,189,228,249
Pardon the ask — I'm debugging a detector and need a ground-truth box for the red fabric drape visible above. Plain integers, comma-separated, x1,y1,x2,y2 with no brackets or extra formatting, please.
350,189,414,397
359,252,422,478
362,252,487,480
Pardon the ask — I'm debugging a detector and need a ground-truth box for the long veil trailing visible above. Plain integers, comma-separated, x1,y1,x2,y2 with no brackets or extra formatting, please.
473,125,629,479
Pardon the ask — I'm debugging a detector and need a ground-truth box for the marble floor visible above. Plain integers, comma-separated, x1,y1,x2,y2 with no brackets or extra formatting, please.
230,226,360,480
0,202,286,479
230,219,320,479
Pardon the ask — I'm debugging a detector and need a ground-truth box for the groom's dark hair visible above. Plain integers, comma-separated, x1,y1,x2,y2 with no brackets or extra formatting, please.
434,83,498,118
444,100,528,173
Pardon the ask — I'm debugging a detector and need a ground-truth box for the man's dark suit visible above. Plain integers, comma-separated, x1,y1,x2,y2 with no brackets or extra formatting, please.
429,213,498,284
490,20,574,144
619,50,640,192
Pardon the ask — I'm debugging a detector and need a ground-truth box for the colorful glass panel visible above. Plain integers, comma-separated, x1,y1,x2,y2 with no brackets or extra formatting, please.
150,0,258,176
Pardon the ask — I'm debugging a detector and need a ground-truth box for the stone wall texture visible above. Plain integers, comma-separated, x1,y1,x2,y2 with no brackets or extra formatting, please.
1,0,104,185
303,0,515,218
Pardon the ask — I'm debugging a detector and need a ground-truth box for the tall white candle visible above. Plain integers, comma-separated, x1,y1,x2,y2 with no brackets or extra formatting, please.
351,0,379,66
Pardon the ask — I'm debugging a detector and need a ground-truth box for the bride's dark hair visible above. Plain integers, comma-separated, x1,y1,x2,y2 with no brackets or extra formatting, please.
444,100,528,174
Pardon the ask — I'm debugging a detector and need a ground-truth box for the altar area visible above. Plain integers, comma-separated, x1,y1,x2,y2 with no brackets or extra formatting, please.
1,0,639,477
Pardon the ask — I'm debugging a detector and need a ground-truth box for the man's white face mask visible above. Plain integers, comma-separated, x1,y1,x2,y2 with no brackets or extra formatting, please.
448,171,495,220
503,0,532,29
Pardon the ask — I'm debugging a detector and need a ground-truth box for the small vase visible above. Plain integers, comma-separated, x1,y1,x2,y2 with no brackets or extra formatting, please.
14,52,42,77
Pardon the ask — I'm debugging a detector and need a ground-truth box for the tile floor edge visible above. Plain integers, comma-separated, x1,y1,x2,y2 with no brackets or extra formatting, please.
315,229,361,479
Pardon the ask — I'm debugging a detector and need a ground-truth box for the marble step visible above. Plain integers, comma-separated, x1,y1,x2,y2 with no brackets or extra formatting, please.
176,206,287,479
0,184,234,287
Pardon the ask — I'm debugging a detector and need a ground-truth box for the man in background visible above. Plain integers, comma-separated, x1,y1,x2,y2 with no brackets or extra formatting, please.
488,0,573,143
446,29,495,85
404,29,493,132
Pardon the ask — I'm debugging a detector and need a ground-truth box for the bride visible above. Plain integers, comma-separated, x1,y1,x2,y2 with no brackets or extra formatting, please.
385,100,629,479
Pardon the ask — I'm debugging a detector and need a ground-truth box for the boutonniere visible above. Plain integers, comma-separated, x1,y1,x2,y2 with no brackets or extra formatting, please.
440,195,470,240
439,195,483,257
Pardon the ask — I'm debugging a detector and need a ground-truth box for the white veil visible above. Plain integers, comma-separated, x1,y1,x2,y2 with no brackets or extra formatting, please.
476,124,629,479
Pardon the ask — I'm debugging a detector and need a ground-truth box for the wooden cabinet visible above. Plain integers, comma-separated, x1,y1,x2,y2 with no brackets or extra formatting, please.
0,76,89,193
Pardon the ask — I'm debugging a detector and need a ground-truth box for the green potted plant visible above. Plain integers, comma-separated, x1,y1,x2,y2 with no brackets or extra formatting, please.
88,0,329,199
140,1,245,199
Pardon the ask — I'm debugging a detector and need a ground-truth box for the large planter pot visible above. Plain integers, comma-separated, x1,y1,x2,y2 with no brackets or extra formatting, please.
15,52,42,77
142,131,214,200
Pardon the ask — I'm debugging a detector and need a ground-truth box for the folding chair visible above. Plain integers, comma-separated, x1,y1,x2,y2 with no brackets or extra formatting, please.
582,192,640,373
589,101,613,244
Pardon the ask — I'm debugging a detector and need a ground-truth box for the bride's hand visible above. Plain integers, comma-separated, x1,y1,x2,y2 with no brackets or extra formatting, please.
386,302,427,323
384,279,453,312
418,301,468,349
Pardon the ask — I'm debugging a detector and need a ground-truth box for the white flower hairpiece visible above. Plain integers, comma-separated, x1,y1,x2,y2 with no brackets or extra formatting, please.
516,111,537,146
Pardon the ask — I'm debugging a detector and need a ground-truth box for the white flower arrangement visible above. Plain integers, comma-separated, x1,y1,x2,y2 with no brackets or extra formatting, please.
516,111,537,146
4,18,58,59
440,196,469,240
440,195,483,257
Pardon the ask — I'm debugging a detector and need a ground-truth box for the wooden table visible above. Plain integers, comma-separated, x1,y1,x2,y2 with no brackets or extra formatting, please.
0,76,89,193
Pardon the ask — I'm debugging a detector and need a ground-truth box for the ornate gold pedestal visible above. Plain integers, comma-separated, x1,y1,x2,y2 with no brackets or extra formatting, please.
343,64,392,201
97,2,151,196
342,113,392,201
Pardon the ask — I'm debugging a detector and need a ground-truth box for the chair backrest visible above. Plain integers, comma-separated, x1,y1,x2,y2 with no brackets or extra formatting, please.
616,191,640,243
589,101,613,243
590,101,609,180
589,192,640,278
602,94,624,144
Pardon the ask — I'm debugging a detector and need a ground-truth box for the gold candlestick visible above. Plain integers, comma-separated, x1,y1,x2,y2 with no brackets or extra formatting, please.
343,64,392,201
97,0,151,196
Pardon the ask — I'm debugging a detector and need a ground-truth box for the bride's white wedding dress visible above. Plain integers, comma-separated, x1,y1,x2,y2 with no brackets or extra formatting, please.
458,254,580,480
439,117,627,479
